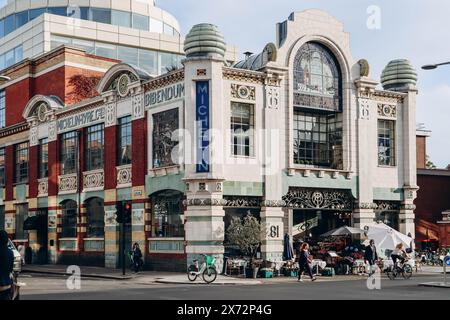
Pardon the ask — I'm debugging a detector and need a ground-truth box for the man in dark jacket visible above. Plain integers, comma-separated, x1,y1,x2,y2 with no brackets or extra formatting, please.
0,230,14,300
364,239,378,275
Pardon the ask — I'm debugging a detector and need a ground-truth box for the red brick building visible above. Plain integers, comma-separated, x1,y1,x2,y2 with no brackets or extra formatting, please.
415,129,450,251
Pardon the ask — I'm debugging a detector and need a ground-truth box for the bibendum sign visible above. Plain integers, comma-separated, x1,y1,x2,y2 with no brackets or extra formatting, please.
144,83,184,108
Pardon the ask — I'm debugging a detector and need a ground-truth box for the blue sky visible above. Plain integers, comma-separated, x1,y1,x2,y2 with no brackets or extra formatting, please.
0,0,448,167
156,0,450,168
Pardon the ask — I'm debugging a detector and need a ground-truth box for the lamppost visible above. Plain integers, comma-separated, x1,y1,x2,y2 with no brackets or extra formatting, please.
422,62,450,70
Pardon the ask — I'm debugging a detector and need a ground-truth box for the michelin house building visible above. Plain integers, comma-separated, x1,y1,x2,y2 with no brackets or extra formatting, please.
0,8,418,271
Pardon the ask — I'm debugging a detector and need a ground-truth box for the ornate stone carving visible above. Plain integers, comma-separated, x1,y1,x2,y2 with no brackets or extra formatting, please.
83,170,104,190
374,201,400,211
48,121,57,142
266,87,280,109
59,174,77,193
29,126,38,147
261,200,286,207
117,73,131,97
378,103,397,118
183,199,228,207
231,84,256,100
282,188,354,211
38,179,48,197
355,202,378,210
401,204,416,211
117,165,132,186
359,98,370,120
132,93,144,120
105,103,116,127
223,196,262,208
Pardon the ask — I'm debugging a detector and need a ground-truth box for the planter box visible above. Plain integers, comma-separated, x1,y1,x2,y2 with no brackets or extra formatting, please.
284,270,298,277
321,267,335,277
260,268,273,278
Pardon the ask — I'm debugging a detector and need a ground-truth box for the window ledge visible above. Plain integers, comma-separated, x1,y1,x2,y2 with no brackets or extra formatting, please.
148,165,180,177
377,165,397,169
288,166,353,180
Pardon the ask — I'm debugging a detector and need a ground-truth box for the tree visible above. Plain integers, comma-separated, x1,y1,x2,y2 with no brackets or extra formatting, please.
68,74,101,103
226,212,261,258
426,155,437,170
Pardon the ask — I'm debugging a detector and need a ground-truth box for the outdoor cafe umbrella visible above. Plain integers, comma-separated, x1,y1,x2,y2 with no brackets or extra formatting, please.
366,223,413,258
320,226,365,237
283,233,294,261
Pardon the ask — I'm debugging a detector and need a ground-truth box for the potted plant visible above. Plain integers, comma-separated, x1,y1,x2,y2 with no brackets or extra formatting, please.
226,212,262,278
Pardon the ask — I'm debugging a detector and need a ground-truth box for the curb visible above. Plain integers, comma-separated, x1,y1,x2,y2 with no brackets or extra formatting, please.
154,279,262,286
21,269,133,280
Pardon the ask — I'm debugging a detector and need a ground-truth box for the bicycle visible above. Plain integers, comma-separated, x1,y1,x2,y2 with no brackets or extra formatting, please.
187,254,218,284
386,258,413,280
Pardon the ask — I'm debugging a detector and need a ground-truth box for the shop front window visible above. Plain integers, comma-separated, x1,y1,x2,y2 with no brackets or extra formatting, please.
378,119,396,166
14,142,28,184
152,108,179,168
61,200,77,238
15,203,28,240
117,116,132,166
86,197,105,238
85,124,104,171
60,131,78,175
152,191,184,238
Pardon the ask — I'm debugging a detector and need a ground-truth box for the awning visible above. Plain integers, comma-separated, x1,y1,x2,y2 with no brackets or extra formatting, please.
23,216,39,230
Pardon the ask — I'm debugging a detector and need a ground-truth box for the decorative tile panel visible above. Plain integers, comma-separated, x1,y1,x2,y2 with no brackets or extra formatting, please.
58,174,77,194
117,165,132,187
83,170,104,191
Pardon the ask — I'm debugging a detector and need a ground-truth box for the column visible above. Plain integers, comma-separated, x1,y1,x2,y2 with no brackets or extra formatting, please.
260,205,284,261
104,102,118,268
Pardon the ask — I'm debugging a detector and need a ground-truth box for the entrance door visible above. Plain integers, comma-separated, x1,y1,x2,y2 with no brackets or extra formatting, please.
36,210,48,265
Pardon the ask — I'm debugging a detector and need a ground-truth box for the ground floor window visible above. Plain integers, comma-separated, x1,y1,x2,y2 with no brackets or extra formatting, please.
292,210,351,242
15,203,28,240
86,198,105,238
151,190,184,238
61,200,77,238
0,205,4,230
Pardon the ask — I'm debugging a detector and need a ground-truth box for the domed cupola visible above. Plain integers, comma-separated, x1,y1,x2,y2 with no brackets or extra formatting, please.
381,59,418,91
184,24,226,58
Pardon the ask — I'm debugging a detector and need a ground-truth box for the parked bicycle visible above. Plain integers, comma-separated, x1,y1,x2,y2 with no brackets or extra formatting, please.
187,254,218,284
386,257,413,280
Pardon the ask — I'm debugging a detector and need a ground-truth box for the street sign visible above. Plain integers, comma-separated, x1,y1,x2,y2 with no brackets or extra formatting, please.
445,256,450,266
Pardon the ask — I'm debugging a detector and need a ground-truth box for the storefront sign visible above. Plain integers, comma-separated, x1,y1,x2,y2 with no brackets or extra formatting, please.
196,81,210,173
144,83,184,108
57,106,105,132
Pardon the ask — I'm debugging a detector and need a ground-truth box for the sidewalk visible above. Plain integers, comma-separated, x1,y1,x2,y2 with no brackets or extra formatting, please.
21,264,175,280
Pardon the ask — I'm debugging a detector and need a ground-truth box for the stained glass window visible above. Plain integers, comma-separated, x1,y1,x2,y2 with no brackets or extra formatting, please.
152,109,179,168
60,131,78,175
293,42,341,111
231,102,254,157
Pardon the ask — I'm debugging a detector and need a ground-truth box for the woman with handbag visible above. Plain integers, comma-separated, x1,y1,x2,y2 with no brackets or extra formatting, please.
0,230,14,300
297,243,317,282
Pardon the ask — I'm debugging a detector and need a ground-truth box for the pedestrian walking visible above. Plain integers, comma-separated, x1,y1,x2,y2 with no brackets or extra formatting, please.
364,239,378,275
0,230,14,300
132,243,143,273
297,243,316,282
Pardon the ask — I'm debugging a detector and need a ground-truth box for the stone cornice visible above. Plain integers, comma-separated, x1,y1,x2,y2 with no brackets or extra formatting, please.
143,69,185,91
0,122,29,138
223,67,266,84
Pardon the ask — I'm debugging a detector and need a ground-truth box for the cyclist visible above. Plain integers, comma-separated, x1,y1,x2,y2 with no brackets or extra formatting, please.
391,243,407,268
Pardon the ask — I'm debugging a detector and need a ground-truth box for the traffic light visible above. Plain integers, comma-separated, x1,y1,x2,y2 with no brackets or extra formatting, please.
115,201,132,224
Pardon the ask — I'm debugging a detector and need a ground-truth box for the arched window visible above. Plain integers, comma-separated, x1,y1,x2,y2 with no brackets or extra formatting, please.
293,42,342,111
292,42,343,169
61,200,77,238
86,197,105,238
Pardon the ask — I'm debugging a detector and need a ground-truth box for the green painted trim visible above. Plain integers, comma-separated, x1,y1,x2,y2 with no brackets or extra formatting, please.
117,188,132,201
146,172,185,196
15,184,27,202
37,197,48,208
0,188,3,205
373,187,404,201
187,241,223,246
223,181,264,196
282,171,358,198
187,216,224,222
